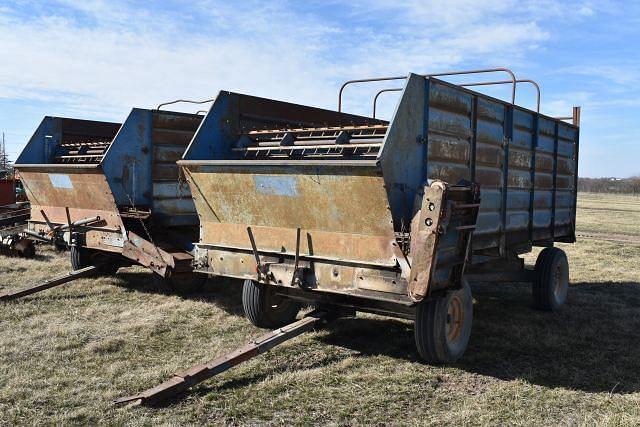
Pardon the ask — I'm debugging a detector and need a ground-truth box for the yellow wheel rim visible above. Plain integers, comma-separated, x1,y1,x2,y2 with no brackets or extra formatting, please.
446,294,464,343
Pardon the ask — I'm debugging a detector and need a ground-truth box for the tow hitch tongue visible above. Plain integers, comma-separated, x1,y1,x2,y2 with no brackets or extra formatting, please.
114,309,332,407
0,266,99,302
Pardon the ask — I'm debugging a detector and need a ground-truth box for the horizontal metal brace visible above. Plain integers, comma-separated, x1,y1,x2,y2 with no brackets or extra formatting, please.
177,160,380,167
233,143,382,152
28,221,120,234
14,164,101,170
197,243,398,269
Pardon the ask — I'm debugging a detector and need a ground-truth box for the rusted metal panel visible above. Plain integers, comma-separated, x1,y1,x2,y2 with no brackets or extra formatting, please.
18,168,123,244
187,164,396,265
407,182,446,298
122,231,176,276
17,167,125,253
18,168,118,214
468,96,505,250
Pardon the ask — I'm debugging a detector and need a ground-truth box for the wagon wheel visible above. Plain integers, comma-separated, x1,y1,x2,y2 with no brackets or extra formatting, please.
242,279,301,328
532,247,569,311
70,245,120,275
414,278,473,364
15,238,35,258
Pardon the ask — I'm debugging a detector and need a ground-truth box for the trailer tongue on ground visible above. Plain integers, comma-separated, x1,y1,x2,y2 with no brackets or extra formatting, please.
176,69,579,365
13,106,207,294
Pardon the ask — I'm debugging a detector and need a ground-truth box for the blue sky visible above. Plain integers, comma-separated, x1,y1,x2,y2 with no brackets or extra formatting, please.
0,0,638,177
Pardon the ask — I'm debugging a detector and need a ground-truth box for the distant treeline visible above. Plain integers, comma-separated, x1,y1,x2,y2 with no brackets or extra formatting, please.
578,177,640,194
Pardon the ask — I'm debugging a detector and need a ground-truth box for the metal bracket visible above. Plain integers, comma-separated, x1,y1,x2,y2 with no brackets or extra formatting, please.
407,181,447,301
246,226,263,279
291,227,303,287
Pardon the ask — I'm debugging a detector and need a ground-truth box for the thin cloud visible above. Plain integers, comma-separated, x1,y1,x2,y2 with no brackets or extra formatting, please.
558,65,640,87
0,0,559,119
1,0,639,177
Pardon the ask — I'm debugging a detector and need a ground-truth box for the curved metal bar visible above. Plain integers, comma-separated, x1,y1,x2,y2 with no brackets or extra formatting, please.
461,79,541,113
156,98,215,111
338,76,407,112
372,88,403,118
338,67,518,113
372,76,536,118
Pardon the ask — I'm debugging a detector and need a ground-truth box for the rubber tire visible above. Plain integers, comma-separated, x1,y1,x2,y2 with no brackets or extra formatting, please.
70,245,91,270
155,272,208,295
70,246,119,275
20,241,36,259
242,279,301,328
533,247,569,311
415,279,473,364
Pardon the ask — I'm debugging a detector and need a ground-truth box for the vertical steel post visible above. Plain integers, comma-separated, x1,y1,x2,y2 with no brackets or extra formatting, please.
500,106,514,256
529,115,539,243
551,122,559,239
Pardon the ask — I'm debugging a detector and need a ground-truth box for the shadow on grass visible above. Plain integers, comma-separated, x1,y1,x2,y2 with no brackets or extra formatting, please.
31,253,55,262
114,270,245,316
459,280,640,394
319,281,640,394
116,276,640,405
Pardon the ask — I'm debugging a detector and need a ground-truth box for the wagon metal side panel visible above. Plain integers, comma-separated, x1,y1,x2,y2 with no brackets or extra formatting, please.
16,116,121,166
378,74,427,229
423,78,578,254
101,109,153,208
150,112,202,227
554,122,578,240
16,165,124,252
185,163,397,269
507,108,535,246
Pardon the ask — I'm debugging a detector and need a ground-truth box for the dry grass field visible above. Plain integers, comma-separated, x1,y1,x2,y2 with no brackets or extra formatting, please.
1,192,639,425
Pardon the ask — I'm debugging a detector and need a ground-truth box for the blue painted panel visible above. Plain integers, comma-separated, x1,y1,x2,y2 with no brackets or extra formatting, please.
253,175,299,197
183,91,237,161
15,117,61,165
102,109,153,207
378,74,427,228
48,173,73,189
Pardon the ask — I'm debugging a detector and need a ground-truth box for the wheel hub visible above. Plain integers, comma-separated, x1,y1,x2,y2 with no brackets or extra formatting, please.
446,295,464,343
553,263,568,300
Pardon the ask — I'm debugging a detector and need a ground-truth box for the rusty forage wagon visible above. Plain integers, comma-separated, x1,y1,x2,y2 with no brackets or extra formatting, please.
12,104,209,290
177,68,580,363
